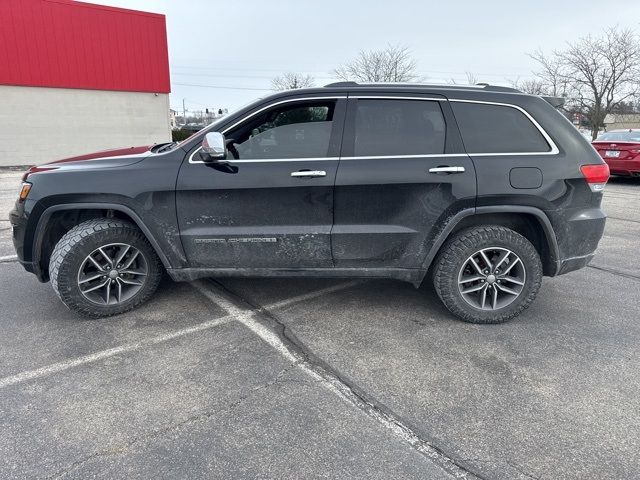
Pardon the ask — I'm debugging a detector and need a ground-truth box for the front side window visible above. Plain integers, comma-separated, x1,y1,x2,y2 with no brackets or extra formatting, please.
226,101,335,159
451,102,551,154
353,99,446,156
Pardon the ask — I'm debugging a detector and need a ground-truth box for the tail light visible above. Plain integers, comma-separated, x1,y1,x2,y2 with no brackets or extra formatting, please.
580,164,610,192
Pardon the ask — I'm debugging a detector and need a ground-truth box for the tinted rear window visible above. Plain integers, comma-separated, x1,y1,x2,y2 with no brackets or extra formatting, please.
354,99,446,156
596,131,640,142
451,102,550,154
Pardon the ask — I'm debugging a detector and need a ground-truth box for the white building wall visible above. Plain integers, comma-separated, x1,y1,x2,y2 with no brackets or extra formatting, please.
0,85,171,166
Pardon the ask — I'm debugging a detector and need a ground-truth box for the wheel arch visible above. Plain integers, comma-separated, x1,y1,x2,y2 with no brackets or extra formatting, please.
419,206,561,284
32,203,172,281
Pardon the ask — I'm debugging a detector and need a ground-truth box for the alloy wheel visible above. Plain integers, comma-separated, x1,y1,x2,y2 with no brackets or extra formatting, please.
77,243,148,305
457,247,526,310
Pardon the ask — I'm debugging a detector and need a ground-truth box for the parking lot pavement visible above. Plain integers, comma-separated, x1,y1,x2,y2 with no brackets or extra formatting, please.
0,263,458,479
0,169,22,258
1,169,639,479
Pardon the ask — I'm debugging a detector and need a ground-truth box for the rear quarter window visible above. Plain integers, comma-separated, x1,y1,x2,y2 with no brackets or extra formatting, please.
451,102,551,154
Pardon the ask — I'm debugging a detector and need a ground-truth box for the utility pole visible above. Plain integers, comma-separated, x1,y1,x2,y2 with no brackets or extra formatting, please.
182,98,186,125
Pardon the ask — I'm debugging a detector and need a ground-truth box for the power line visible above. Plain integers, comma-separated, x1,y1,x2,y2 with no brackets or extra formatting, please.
172,71,334,81
173,82,272,91
170,63,536,79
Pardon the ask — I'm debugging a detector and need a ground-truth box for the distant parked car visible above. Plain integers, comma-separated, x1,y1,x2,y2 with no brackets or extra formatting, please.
181,123,206,133
592,129,640,177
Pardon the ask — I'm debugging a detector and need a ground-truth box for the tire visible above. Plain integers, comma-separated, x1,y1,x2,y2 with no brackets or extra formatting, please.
49,218,163,318
433,226,543,324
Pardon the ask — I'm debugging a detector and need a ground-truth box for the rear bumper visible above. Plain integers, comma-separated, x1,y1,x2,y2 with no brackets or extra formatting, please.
557,253,595,275
604,157,640,175
552,207,606,276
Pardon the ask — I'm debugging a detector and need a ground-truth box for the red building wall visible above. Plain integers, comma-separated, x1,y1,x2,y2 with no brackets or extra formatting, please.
0,0,170,93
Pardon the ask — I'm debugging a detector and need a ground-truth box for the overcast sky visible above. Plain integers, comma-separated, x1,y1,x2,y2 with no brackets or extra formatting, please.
88,0,640,114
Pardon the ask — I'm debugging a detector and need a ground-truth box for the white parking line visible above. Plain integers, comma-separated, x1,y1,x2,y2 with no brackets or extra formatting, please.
0,316,233,389
192,280,472,479
0,255,18,263
265,280,364,310
190,280,364,362
192,281,297,362
0,280,362,389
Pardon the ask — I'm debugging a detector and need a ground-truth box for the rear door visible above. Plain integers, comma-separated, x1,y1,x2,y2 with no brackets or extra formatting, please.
332,94,477,268
176,96,346,268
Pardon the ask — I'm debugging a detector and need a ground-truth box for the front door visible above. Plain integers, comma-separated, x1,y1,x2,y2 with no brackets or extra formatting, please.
332,95,476,268
176,97,346,268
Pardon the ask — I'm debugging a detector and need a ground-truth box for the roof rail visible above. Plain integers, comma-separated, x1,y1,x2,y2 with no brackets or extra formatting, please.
324,81,358,87
323,81,520,93
542,96,566,108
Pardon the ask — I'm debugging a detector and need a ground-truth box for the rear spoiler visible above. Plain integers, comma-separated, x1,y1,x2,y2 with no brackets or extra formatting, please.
542,96,566,108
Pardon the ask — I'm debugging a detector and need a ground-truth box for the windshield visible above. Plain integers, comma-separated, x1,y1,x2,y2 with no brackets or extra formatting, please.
596,131,640,142
176,115,229,147
176,98,266,148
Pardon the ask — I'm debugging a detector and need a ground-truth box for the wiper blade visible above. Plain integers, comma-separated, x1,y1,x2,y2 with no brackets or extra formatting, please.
155,142,177,153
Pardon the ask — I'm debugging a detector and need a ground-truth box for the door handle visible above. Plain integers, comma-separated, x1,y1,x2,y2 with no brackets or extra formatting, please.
428,166,465,174
291,170,327,178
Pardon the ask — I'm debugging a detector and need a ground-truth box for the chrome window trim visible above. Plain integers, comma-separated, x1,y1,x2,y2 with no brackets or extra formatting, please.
341,154,468,160
189,95,560,164
189,96,346,164
448,98,560,156
352,96,445,102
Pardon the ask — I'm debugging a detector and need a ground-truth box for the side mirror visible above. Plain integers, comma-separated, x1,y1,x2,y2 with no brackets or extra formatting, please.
199,132,226,162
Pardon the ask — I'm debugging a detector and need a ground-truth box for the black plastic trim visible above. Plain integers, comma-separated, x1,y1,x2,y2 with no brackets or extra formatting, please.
418,205,562,281
33,203,173,280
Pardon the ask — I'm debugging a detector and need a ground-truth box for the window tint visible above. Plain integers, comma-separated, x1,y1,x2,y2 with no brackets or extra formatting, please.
596,131,640,142
227,102,335,159
451,102,550,154
354,100,446,156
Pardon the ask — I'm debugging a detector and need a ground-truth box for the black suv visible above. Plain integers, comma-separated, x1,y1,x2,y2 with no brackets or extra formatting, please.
10,82,609,323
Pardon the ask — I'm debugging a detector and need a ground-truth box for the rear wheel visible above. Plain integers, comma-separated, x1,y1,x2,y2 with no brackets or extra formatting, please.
433,226,542,324
49,218,163,317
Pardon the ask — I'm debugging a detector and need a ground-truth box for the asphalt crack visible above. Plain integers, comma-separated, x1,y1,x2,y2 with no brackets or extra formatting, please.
209,279,486,480
588,264,640,281
606,216,640,225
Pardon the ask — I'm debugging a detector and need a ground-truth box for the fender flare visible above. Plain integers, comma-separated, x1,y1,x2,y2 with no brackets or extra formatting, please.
418,205,561,281
32,203,173,278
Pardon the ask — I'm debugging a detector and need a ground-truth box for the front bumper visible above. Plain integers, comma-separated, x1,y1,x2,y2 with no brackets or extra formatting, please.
9,205,35,274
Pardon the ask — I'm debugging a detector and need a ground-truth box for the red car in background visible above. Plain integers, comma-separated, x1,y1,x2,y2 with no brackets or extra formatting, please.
592,129,640,177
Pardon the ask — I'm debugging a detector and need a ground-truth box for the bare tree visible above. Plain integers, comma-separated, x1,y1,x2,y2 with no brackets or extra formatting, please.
271,73,315,90
530,27,640,139
333,45,418,82
449,71,479,85
509,78,549,96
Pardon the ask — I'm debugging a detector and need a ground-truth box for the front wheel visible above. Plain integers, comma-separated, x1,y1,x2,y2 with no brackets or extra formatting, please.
49,218,163,318
433,226,543,324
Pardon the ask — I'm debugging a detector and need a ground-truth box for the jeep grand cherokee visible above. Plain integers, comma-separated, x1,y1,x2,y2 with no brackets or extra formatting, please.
10,82,609,323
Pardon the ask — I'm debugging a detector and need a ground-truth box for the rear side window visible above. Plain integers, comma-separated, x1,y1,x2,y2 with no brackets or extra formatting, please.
451,102,550,154
354,99,446,156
